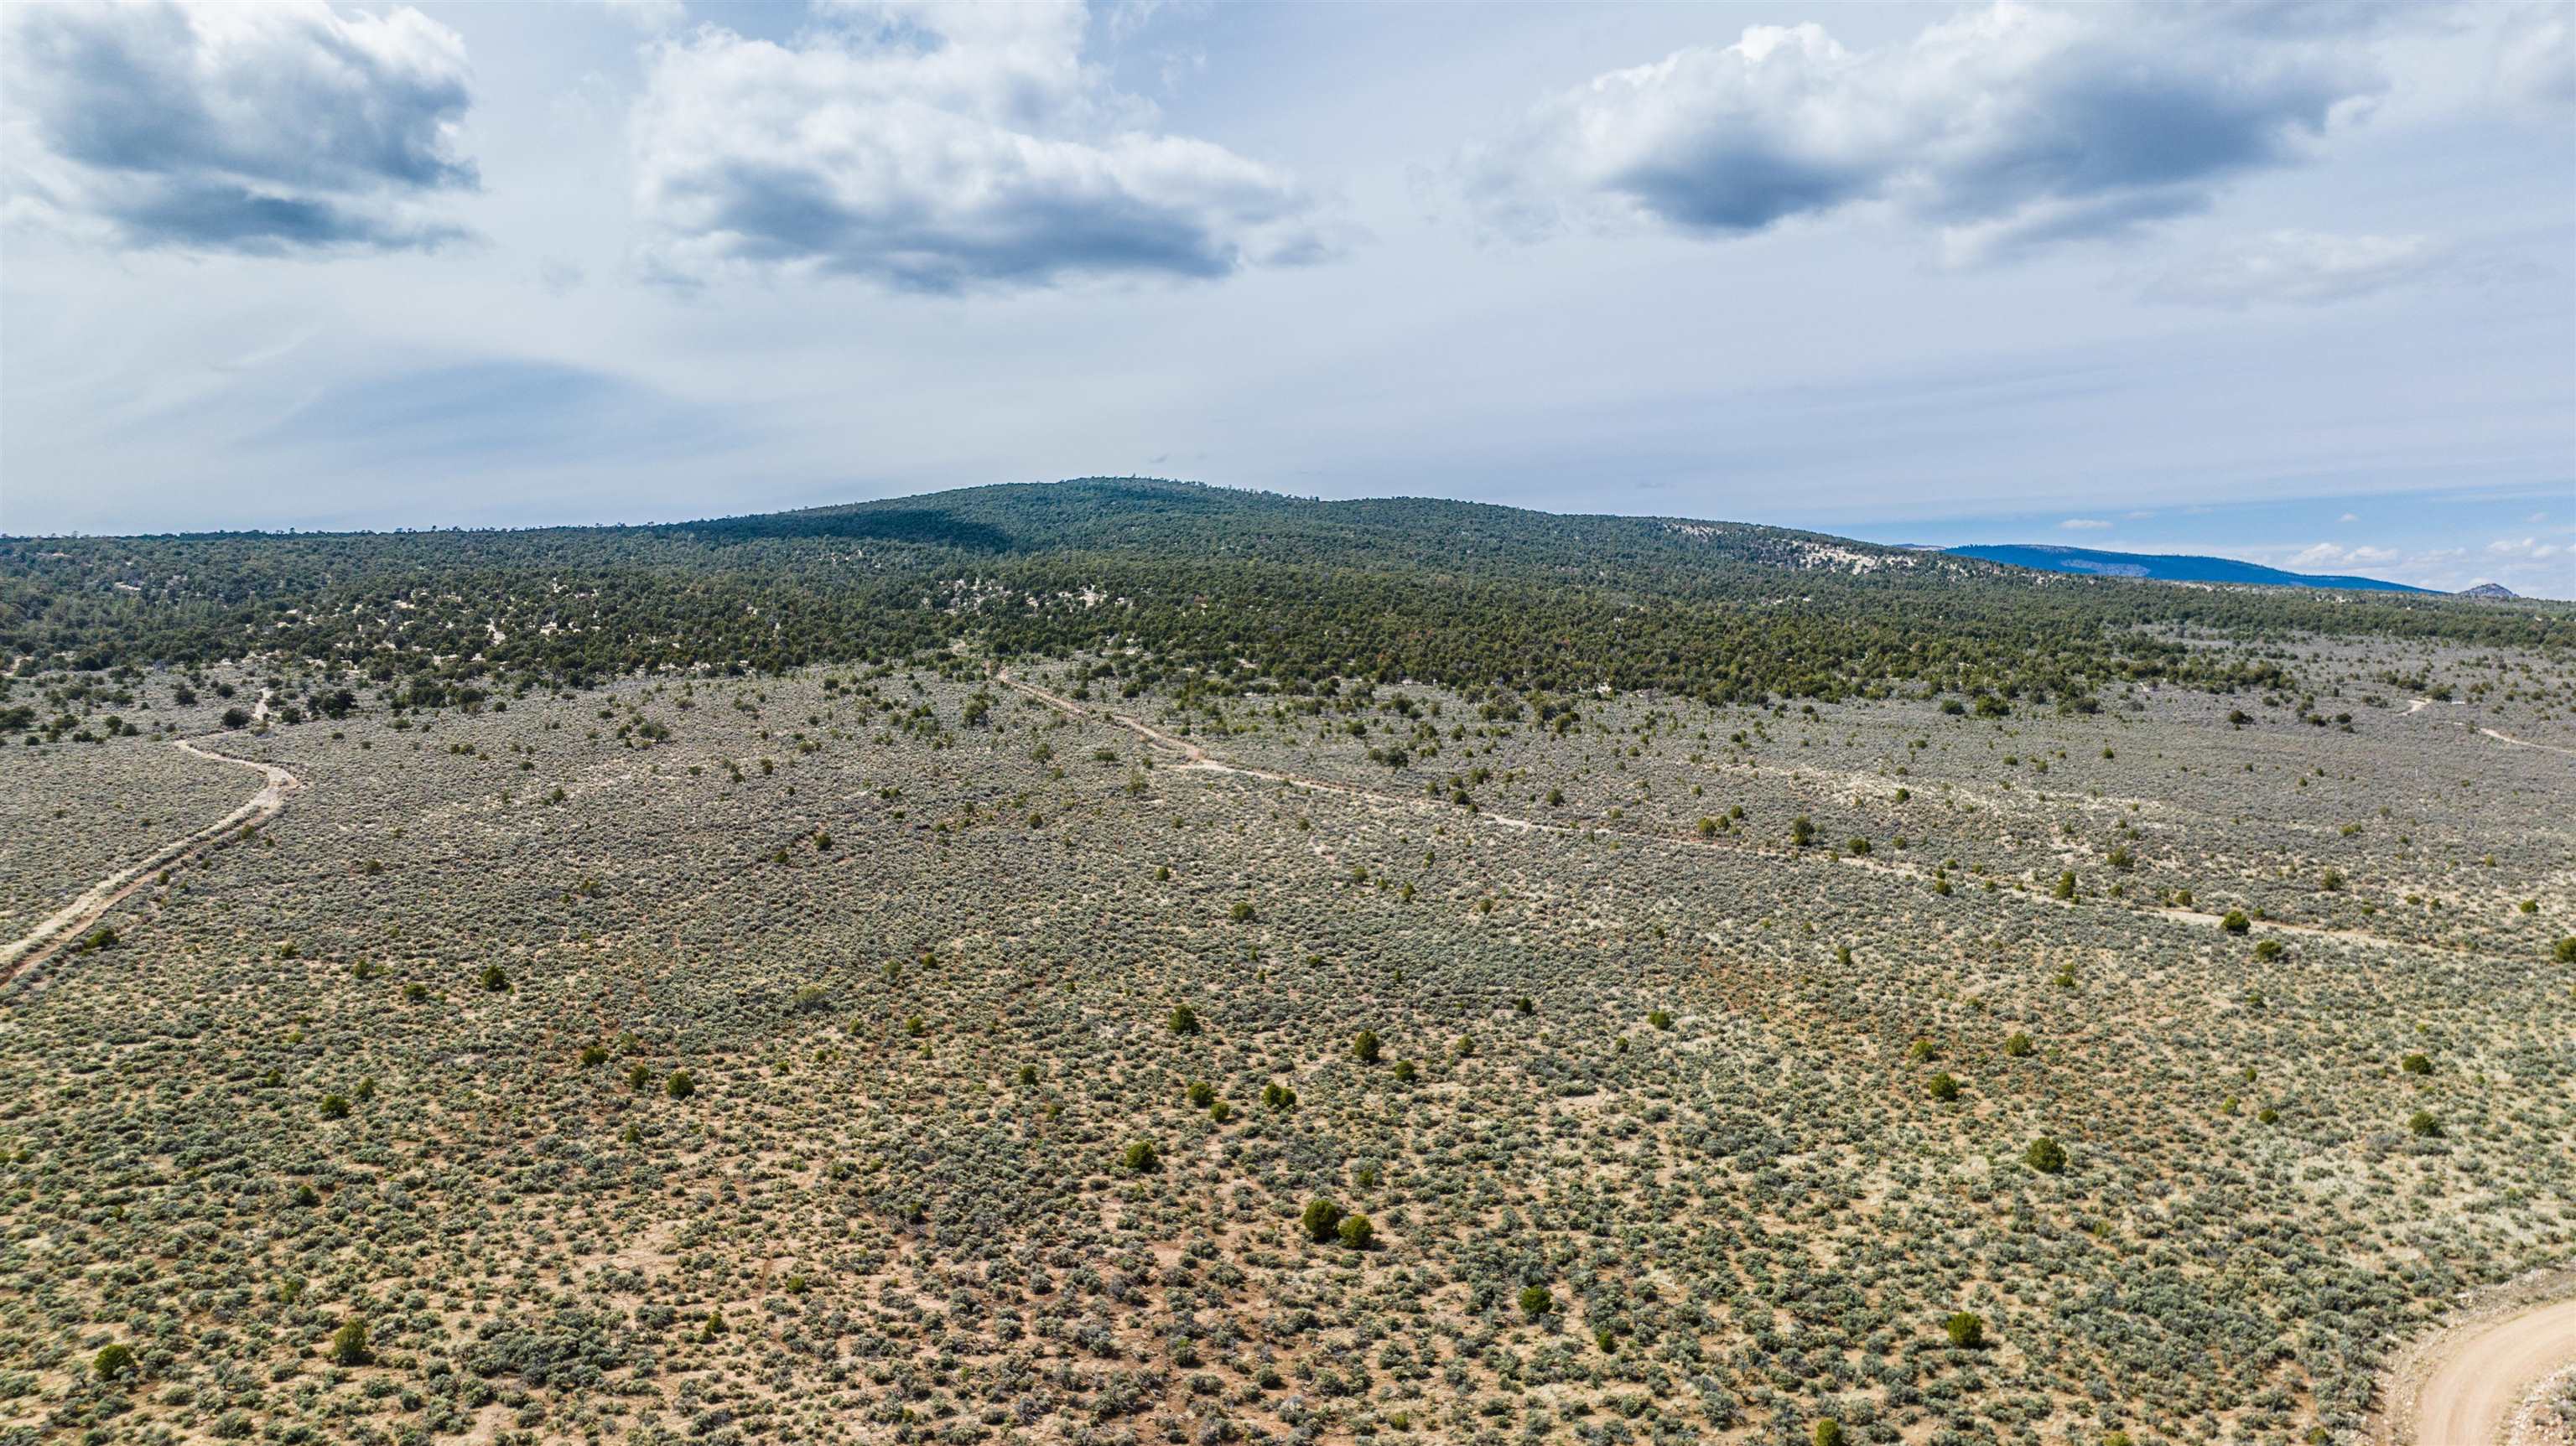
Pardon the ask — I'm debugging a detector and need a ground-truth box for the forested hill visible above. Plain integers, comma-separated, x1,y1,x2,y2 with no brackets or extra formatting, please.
3,478,2567,715
675,479,1961,592
1944,543,2432,594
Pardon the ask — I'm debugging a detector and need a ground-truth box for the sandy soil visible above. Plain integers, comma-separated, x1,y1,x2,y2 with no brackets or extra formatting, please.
0,733,303,984
994,666,2470,958
2379,1276,2576,1446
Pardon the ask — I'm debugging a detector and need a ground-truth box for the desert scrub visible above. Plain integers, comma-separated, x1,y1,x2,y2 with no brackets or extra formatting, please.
0,655,2565,1446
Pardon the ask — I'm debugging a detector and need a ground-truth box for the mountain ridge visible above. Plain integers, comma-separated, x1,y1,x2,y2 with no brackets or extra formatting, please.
1942,542,2438,594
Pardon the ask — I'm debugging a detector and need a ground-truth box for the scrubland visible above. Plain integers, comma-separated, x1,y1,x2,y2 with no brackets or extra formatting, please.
1,636,2568,1446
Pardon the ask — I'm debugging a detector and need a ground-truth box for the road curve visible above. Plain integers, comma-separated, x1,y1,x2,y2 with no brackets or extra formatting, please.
2392,1297,2576,1446
0,734,302,986
990,666,2449,956
2409,697,2576,758
2478,727,2576,759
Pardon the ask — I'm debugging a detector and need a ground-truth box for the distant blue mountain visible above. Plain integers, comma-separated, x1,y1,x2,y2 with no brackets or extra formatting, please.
1945,543,2435,593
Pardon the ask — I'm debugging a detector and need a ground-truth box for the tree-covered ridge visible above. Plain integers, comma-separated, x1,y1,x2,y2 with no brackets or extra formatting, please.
5,479,2567,707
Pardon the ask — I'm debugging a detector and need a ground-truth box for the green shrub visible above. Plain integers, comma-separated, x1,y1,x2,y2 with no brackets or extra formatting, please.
2220,910,2251,935
2025,1136,2067,1174
2003,1032,2035,1058
1168,1003,1200,1035
330,1319,373,1367
1928,1072,1960,1102
579,1044,608,1067
1647,1009,1672,1031
1124,1139,1159,1172
1814,1420,1845,1446
665,1069,695,1099
1301,1198,1344,1241
1187,1080,1215,1107
1943,1311,1985,1347
93,1344,137,1381
479,963,510,992
1263,1082,1296,1112
2254,938,2284,961
2401,1053,2433,1075
1789,816,1815,847
2408,1110,2440,1137
319,1093,351,1120
1519,1284,1554,1317
1337,1215,1373,1250
1353,1029,1381,1063
1392,1059,1418,1083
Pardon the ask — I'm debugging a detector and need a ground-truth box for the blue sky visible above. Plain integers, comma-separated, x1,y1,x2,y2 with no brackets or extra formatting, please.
2,0,2570,595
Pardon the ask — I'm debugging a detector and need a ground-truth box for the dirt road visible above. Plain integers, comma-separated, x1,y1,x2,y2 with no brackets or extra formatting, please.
991,667,2454,956
2391,1296,2576,1445
0,734,302,986
2408,697,2576,758
2478,727,2576,759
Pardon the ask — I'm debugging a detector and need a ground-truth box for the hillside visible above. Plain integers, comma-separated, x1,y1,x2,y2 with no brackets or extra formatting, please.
6,480,2563,723
1943,542,2433,593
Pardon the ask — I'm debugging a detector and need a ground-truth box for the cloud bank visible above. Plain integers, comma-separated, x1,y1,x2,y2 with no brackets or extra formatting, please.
1462,2,2389,262
3,0,476,253
630,0,1337,292
2145,230,2440,308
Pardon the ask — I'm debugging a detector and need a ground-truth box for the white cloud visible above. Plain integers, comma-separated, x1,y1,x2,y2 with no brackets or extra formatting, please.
2496,6,2575,111
628,0,1339,292
2486,536,2566,562
2144,230,2441,308
2288,542,2397,569
600,0,687,34
1457,3,2391,261
2338,512,2360,522
2059,517,2112,531
2,0,475,253
2225,536,2570,595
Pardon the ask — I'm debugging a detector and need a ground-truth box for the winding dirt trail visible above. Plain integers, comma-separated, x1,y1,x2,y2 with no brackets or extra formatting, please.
991,668,2454,956
2387,1296,2576,1445
2408,697,2576,759
2477,727,2576,759
0,734,302,987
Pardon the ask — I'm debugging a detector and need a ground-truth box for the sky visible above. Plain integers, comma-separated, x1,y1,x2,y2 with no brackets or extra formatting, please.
1,0,2571,597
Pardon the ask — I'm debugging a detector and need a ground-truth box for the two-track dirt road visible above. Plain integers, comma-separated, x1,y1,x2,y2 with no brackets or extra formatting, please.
0,734,301,986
